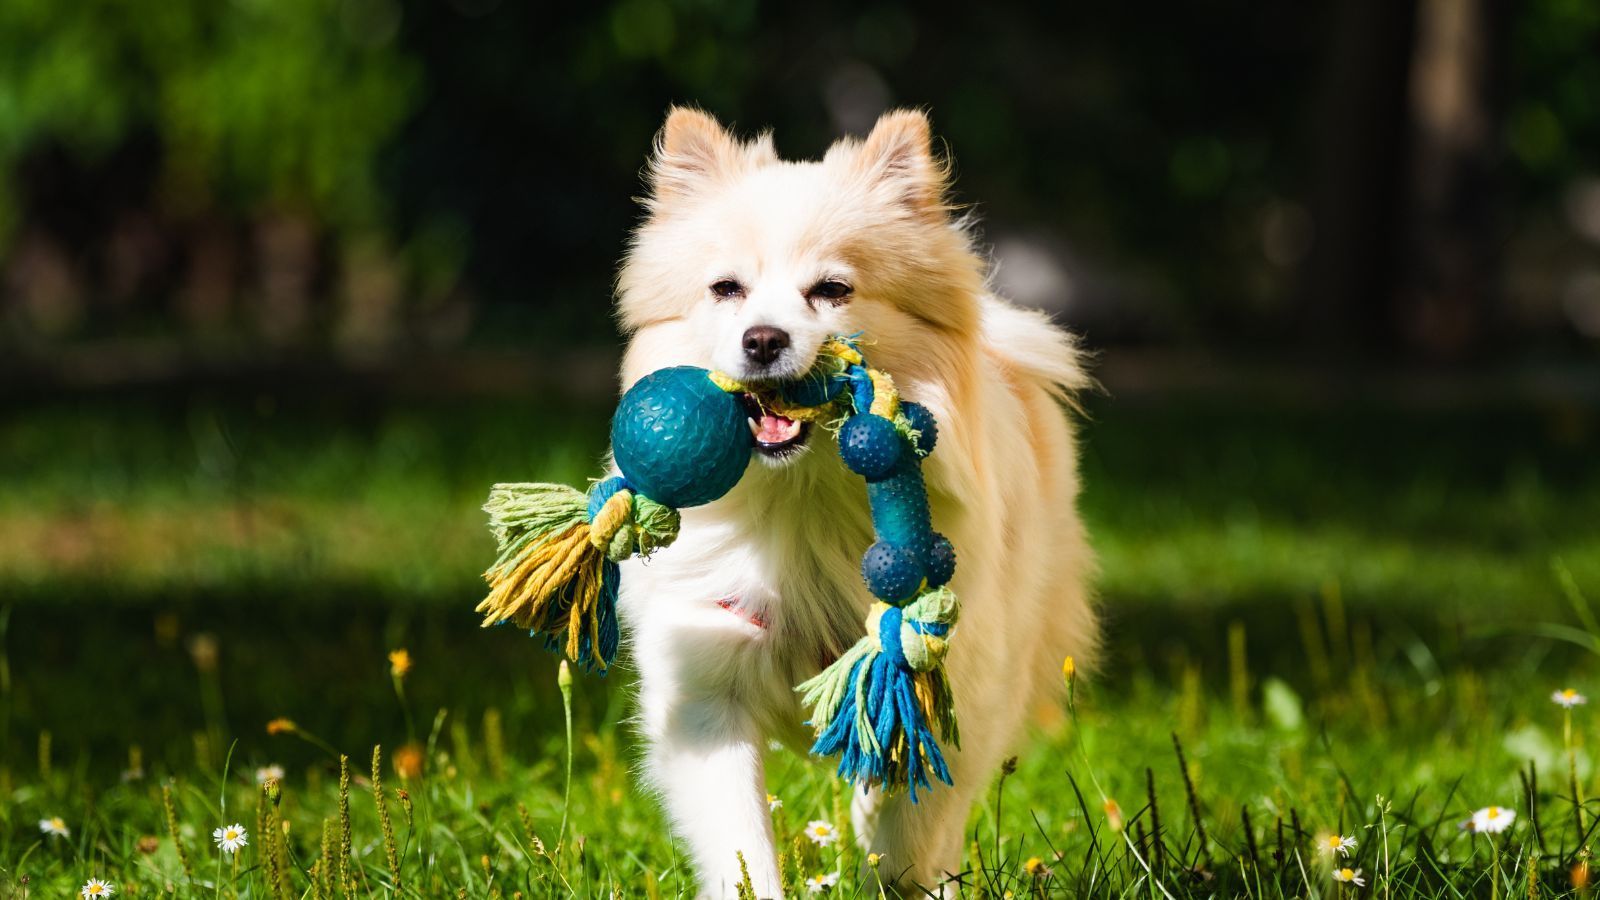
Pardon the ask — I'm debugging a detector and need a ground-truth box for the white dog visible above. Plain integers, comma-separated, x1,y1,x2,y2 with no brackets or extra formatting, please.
613,107,1097,897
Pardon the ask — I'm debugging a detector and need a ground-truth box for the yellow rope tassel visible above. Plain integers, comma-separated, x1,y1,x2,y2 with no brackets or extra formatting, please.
477,524,591,629
562,544,603,660
477,489,636,634
912,672,939,724
587,489,633,549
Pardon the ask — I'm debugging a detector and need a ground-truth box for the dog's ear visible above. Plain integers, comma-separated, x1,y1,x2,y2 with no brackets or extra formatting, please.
648,107,770,208
854,109,948,218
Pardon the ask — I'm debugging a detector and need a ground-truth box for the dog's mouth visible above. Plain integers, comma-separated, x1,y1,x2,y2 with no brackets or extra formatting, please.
740,394,811,458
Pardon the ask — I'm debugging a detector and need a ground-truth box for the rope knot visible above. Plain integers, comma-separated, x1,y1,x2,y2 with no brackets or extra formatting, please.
587,476,635,561
866,587,958,675
900,586,959,672
875,603,907,670
583,475,681,561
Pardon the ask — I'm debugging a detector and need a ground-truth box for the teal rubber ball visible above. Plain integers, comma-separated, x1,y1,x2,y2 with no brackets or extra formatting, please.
611,367,753,508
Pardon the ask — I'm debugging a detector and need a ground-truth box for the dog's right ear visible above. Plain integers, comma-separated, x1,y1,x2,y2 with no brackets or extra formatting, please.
647,107,770,209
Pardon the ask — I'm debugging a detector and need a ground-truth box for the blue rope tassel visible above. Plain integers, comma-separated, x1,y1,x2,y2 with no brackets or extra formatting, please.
539,558,620,675
802,592,960,801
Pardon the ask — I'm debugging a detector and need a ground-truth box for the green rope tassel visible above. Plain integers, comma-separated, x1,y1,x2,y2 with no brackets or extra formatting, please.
477,478,679,671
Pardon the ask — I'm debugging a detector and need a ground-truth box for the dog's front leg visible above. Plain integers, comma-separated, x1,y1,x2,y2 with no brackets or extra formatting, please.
641,690,782,898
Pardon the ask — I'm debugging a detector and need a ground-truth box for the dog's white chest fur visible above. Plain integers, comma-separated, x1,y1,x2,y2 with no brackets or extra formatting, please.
618,450,872,742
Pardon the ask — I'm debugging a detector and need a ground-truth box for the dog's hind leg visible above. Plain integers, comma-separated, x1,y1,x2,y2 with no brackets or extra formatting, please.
859,775,982,898
851,785,885,850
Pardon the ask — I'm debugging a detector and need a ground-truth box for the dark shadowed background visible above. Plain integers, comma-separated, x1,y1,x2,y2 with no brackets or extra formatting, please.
6,0,1600,373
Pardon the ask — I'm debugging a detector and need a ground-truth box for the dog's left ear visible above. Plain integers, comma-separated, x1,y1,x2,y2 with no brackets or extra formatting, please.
853,109,948,218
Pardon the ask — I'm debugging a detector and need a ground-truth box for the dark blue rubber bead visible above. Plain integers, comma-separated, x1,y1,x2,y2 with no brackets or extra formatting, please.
925,532,957,587
838,414,902,481
900,402,938,457
861,540,924,602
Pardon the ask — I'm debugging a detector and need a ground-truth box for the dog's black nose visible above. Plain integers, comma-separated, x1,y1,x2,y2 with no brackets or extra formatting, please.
742,326,790,366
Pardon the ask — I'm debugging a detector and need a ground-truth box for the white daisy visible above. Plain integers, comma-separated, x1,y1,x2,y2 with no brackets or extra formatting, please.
39,816,70,838
1466,806,1516,834
213,823,249,853
255,764,285,784
81,879,114,898
1554,689,1588,709
767,793,782,812
805,872,840,893
804,819,838,847
1332,867,1365,886
1316,833,1357,857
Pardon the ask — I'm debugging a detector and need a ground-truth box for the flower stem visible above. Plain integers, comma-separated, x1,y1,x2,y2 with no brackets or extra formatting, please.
557,660,574,855
1569,707,1586,846
1491,837,1501,900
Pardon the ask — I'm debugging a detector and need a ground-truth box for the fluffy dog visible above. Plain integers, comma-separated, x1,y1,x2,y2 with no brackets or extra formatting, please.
613,106,1097,897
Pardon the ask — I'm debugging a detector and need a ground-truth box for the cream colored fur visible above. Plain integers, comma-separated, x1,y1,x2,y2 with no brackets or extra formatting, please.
613,107,1097,898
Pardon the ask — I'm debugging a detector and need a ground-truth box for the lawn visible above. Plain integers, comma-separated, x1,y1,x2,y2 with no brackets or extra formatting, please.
3,385,1600,897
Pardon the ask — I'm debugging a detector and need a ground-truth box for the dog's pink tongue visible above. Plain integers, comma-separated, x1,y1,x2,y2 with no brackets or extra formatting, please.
755,413,799,444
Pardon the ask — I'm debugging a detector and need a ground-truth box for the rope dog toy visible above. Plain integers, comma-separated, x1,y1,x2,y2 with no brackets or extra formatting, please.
477,336,960,797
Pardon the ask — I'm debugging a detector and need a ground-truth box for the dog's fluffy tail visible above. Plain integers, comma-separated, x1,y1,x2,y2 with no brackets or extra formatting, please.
979,297,1094,403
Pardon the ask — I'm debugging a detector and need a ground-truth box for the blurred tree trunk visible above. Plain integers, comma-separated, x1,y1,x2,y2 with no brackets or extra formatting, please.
1395,0,1509,361
1299,0,1419,356
1300,0,1507,362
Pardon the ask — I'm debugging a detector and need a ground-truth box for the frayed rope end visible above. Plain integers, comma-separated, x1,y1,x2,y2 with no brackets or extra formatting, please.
477,478,678,672
797,588,961,801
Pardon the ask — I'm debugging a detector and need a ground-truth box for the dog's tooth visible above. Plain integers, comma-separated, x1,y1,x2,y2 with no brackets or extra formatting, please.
747,417,760,437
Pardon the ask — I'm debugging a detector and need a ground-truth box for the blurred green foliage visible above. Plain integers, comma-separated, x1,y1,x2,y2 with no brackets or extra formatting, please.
1,1,1598,351
0,0,417,246
1510,0,1600,179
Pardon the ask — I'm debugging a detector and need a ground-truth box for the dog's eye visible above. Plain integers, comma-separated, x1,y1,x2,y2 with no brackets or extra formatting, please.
807,280,853,304
710,279,745,300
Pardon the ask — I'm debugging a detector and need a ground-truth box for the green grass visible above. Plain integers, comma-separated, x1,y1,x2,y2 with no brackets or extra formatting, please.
3,388,1600,896
9,622,1600,898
